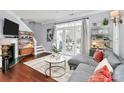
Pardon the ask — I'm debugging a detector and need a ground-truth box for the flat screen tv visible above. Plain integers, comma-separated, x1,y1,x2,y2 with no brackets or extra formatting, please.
3,18,19,37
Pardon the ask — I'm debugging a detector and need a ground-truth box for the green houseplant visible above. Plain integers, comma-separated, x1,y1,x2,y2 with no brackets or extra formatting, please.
52,43,60,53
52,45,60,53
102,18,109,26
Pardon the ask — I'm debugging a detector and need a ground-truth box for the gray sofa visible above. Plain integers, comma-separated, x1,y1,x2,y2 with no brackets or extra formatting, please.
68,63,96,82
68,54,98,70
68,50,124,82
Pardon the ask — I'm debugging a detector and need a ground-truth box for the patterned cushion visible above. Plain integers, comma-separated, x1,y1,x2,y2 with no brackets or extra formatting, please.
88,65,112,82
94,58,113,73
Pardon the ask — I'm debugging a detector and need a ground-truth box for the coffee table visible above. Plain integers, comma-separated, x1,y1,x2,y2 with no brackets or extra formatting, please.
44,54,66,78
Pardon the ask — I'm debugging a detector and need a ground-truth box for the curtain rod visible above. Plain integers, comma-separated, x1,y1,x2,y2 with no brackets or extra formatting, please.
55,17,89,25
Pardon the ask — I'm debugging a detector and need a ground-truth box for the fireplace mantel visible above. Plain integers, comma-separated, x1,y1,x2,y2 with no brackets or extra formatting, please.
0,38,18,68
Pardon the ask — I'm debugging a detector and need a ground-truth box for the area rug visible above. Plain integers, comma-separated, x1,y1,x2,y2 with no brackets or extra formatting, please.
24,54,73,82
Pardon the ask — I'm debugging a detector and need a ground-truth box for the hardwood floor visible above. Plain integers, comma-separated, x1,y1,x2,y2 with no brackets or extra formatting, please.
0,52,56,82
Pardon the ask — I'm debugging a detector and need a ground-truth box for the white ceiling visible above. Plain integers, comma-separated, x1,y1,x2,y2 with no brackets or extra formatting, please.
12,10,105,23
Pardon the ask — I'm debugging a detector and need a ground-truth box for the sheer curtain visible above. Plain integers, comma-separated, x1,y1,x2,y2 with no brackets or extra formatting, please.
81,18,90,56
113,22,119,56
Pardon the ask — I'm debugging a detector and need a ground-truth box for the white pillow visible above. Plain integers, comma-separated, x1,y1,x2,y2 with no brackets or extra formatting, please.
94,58,113,73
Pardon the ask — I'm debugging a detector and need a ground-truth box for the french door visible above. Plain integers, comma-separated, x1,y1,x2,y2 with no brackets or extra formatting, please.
56,21,82,56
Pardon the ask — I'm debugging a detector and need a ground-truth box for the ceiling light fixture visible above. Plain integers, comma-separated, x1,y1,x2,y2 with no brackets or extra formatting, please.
110,10,123,24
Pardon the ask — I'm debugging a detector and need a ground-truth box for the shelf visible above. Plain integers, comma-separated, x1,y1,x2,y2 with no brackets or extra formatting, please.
18,31,34,56
90,25,112,49
91,26,109,30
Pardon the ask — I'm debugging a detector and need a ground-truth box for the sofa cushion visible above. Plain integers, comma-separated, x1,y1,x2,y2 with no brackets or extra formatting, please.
68,63,96,82
104,49,113,57
112,63,124,82
87,56,98,67
104,50,121,69
68,54,88,66
68,54,98,68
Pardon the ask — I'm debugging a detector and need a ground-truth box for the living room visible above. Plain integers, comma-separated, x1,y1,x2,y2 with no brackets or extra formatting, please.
0,10,124,82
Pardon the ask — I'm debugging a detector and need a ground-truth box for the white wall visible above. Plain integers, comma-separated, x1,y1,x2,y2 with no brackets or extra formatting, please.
22,19,54,51
22,20,43,45
0,10,32,38
88,11,111,27
41,23,54,51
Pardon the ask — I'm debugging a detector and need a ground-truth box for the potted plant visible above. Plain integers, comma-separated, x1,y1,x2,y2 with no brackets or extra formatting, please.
52,45,60,53
102,18,109,26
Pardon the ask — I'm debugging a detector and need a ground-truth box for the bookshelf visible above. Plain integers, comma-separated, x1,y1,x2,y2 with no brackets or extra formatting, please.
89,26,112,56
18,31,34,56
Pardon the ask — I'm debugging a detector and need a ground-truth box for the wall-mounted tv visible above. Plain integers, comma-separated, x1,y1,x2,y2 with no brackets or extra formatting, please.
3,18,19,37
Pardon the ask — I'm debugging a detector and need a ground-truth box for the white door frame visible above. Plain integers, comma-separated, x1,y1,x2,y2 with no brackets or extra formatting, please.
56,28,81,56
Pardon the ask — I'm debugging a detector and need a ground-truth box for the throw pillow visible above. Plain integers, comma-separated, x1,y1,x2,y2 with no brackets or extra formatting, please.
94,58,113,73
95,65,111,78
93,48,104,63
88,73,112,82
88,65,112,82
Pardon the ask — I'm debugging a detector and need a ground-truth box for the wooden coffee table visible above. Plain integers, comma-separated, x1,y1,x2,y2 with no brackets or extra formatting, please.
44,54,66,78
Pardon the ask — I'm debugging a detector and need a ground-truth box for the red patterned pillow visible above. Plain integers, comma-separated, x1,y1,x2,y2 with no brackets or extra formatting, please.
93,48,104,63
88,65,112,82
95,65,111,78
88,73,112,82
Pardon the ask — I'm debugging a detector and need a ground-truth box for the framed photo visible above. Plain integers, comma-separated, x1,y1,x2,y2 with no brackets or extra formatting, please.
47,28,54,42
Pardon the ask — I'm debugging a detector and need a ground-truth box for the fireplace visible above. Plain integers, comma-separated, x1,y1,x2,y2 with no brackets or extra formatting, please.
0,38,19,70
2,43,16,71
8,43,16,66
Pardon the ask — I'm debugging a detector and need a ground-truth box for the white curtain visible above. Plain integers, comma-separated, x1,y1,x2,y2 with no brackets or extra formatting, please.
113,22,119,55
81,19,90,55
51,25,57,48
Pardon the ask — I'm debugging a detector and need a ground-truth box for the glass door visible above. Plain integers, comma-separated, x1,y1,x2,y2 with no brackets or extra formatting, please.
55,20,82,56
64,29,75,55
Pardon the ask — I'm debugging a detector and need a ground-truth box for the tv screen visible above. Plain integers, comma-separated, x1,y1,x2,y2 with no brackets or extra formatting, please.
3,18,19,36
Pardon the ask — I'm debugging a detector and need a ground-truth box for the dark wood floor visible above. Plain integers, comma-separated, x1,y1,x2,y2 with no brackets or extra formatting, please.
0,52,56,82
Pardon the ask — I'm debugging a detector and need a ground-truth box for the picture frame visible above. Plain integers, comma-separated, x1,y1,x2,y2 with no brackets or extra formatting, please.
47,28,54,42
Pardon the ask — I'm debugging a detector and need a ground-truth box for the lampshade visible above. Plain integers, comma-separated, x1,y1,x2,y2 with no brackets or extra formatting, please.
110,10,120,19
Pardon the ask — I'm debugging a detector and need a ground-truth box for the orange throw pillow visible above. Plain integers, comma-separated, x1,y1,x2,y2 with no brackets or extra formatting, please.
93,49,104,63
88,65,112,82
95,65,111,78
88,73,112,82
